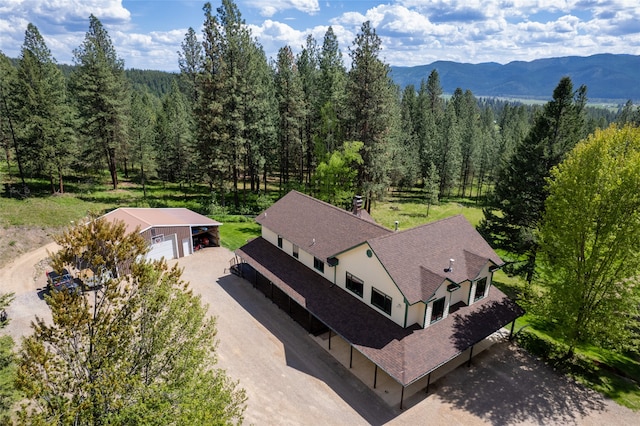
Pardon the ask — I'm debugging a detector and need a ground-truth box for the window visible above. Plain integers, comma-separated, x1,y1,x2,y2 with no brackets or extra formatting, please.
292,244,299,258
313,257,324,273
277,235,283,248
431,297,445,323
474,277,488,302
371,288,392,315
345,272,364,297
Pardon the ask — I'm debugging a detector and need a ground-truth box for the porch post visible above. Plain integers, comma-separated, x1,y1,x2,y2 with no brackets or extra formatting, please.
349,346,353,368
328,329,332,350
509,320,516,340
467,345,474,367
374,365,378,389
400,386,405,410
425,373,431,393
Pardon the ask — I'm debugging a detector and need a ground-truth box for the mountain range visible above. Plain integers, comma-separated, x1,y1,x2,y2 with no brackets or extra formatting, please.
389,54,640,103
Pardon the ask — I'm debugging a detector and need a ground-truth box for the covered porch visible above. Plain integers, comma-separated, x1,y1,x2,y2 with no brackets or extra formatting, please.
235,237,524,408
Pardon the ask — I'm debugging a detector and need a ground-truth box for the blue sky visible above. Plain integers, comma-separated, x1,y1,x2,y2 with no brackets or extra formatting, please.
1,1,639,71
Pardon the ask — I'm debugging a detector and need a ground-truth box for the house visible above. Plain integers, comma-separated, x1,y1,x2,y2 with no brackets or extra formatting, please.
101,208,222,261
235,191,523,407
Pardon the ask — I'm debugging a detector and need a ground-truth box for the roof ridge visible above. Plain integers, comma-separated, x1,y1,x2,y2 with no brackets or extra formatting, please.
118,208,153,226
369,214,468,243
289,190,391,232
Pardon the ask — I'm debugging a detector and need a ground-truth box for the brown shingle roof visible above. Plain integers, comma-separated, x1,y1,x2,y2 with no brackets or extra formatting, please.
256,191,391,261
368,215,504,304
102,208,222,235
236,237,524,386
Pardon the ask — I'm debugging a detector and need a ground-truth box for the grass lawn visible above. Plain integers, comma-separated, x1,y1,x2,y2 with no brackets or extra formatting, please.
217,217,261,251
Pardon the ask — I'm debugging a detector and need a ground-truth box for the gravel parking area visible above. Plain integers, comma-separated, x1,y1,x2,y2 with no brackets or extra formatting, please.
2,245,638,425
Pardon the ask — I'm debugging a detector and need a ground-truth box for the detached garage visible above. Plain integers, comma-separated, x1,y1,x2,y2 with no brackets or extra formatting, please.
101,208,222,261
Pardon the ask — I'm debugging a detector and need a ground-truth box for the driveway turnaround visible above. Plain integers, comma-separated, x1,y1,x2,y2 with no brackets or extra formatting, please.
2,245,638,425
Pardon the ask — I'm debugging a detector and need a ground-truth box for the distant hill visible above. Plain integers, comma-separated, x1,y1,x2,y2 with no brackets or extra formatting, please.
389,54,640,103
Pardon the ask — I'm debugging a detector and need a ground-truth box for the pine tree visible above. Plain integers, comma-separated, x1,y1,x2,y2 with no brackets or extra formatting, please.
155,80,196,188
15,24,76,193
129,90,157,198
296,34,320,187
274,45,305,192
71,15,129,190
479,77,587,282
346,21,396,211
0,51,26,186
317,27,347,156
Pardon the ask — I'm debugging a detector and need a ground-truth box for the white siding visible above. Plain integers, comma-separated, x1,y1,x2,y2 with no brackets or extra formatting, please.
334,244,406,327
469,263,494,304
262,226,334,282
450,280,471,306
425,283,451,327
406,302,426,328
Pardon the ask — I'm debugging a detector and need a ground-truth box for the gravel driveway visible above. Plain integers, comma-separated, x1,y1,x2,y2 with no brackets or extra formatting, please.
2,245,638,425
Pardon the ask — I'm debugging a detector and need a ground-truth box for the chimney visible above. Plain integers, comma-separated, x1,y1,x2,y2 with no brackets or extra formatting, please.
352,195,363,215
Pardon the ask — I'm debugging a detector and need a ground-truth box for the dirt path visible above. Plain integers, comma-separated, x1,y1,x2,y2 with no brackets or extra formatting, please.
0,242,58,341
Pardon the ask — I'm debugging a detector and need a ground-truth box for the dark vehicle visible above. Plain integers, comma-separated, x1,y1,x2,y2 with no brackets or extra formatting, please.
47,269,81,295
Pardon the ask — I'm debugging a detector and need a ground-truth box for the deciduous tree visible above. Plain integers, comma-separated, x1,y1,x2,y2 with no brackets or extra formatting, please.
16,217,246,424
538,124,640,354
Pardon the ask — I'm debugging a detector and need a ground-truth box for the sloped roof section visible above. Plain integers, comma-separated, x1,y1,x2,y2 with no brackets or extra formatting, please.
368,215,503,304
256,191,391,260
101,208,221,235
236,237,524,386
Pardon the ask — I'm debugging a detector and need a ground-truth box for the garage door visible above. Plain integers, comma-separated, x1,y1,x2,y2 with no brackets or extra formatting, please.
148,238,177,261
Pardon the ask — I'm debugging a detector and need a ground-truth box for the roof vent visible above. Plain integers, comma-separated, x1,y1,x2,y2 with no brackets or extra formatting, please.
444,258,455,273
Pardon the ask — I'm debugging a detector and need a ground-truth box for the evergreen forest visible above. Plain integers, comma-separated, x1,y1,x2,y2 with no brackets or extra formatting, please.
1,1,636,213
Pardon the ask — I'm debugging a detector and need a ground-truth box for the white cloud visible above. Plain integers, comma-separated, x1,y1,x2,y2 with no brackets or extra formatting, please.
245,0,319,17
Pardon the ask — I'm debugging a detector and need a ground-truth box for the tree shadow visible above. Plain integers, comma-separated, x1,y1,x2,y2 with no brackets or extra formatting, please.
444,303,608,425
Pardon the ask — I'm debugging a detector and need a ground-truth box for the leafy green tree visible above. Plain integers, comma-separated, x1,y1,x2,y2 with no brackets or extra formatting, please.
313,140,363,206
538,124,640,354
71,15,129,190
15,23,76,193
346,21,397,211
480,77,587,282
16,217,246,424
1,292,16,423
